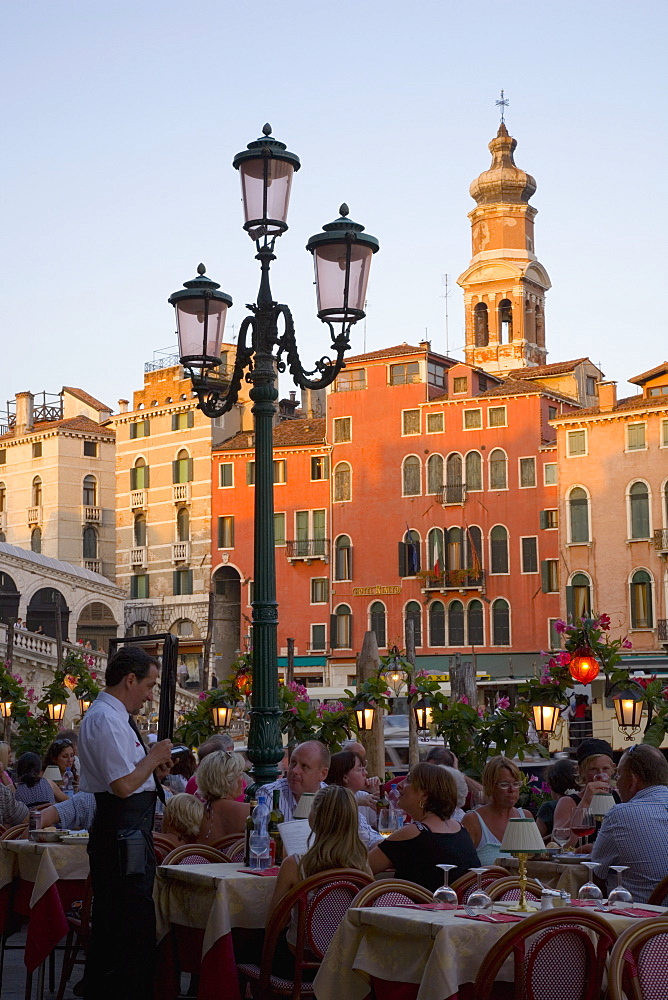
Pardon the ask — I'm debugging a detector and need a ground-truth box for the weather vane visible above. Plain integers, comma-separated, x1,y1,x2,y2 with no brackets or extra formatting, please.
495,89,509,124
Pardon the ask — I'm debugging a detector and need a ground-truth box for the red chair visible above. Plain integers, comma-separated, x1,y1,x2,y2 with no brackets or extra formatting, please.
648,875,668,906
351,879,433,907
153,833,177,863
55,876,93,1000
0,824,28,840
607,917,668,1000
473,908,616,1000
237,868,373,999
487,876,543,903
162,844,228,865
210,835,246,863
451,865,509,903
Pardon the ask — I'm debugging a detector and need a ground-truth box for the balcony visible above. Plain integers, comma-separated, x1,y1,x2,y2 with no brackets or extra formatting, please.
82,506,101,523
173,483,191,503
83,559,101,574
286,538,329,564
131,546,148,568
131,490,147,509
420,569,485,593
659,620,668,642
172,541,190,563
27,506,42,525
439,483,467,506
654,529,668,553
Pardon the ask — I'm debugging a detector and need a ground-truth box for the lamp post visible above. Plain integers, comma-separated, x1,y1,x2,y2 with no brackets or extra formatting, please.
168,125,379,786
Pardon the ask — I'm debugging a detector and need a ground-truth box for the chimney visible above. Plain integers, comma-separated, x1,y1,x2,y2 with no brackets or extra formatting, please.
419,340,431,351
15,392,34,433
289,391,296,402
598,382,617,412
118,399,129,413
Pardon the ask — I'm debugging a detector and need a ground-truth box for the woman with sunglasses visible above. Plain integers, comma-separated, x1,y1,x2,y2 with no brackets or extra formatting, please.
462,756,531,865
42,737,79,794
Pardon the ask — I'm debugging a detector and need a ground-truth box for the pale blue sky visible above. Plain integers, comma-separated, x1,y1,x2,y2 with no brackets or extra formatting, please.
1,1,666,409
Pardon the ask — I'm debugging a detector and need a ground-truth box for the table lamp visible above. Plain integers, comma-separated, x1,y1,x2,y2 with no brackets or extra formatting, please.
43,765,62,783
293,793,315,819
590,793,616,820
499,817,546,912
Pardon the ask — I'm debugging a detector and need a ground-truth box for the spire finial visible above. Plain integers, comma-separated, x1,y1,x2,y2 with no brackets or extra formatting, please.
495,89,509,125
262,123,272,136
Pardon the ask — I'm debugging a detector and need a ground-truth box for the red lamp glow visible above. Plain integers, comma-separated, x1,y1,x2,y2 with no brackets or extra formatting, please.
568,647,600,684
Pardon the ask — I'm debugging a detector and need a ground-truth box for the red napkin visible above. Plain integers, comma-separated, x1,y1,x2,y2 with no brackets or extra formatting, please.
607,907,665,918
238,867,281,877
455,912,523,923
393,903,458,911
570,900,600,907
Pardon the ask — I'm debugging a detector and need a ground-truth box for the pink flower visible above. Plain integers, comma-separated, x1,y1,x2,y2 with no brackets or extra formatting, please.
198,691,208,701
622,639,633,650
598,614,611,631
553,620,568,634
528,774,539,784
540,782,551,795
539,674,551,685
460,695,469,705
408,684,418,695
556,651,571,666
477,706,485,718
496,695,510,710
289,707,297,715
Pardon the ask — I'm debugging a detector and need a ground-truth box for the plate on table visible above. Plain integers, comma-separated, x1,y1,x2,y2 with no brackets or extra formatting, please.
60,832,89,844
553,853,585,863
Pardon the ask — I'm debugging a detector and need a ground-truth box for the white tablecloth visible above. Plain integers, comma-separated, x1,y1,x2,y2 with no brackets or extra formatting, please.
0,839,89,907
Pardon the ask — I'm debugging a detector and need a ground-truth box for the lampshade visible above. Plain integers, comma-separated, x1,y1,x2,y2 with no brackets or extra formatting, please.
499,817,546,854
532,703,560,734
306,205,379,325
168,265,233,370
43,765,63,783
47,702,67,722
211,702,234,729
569,647,600,684
413,696,433,732
293,792,315,820
590,793,616,820
233,124,301,239
354,697,375,731
0,699,13,719
612,689,644,732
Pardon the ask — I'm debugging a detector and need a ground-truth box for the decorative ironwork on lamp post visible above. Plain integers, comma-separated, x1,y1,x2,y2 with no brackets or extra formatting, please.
168,125,379,786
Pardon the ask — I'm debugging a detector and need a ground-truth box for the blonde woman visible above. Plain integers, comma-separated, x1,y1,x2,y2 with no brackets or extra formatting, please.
0,742,14,786
462,756,531,865
162,793,205,848
195,750,250,843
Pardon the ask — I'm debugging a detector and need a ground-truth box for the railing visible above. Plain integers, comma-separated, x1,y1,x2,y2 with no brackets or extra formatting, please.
0,624,107,673
653,529,668,552
82,506,101,523
286,538,329,561
173,483,191,503
659,620,668,642
144,354,181,373
439,483,467,505
131,490,147,509
83,559,101,574
172,541,190,563
131,546,148,568
420,569,485,591
27,506,42,525
0,423,8,436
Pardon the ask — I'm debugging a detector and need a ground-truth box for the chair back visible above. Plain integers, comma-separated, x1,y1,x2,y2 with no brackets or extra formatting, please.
162,844,228,865
0,823,28,840
352,879,434,907
648,875,668,907
452,865,509,903
152,834,176,863
487,876,543,903
210,836,245,862
607,917,668,1000
474,908,616,1000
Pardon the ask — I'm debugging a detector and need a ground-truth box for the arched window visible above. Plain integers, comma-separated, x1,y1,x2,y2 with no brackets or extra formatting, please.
82,475,97,507
429,601,445,646
448,600,464,646
334,462,351,502
402,456,421,496
427,527,444,572
370,602,386,648
445,453,464,503
83,525,98,559
492,598,510,645
446,527,463,570
664,481,668,524
333,604,352,649
465,451,482,491
568,487,590,543
401,530,421,576
569,572,592,620
177,507,190,542
498,299,513,343
173,448,192,484
629,481,650,539
131,457,149,491
426,454,443,495
405,601,422,647
32,477,42,507
466,526,483,573
489,449,507,490
535,304,545,346
490,525,509,574
134,513,147,548
468,599,484,646
474,302,489,347
334,535,352,581
31,527,41,553
630,570,653,629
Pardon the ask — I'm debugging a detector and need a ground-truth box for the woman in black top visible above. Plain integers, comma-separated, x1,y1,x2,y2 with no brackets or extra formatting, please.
368,762,480,892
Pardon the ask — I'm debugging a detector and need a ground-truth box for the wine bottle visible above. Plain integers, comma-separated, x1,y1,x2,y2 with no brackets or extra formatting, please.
244,798,257,867
268,788,285,865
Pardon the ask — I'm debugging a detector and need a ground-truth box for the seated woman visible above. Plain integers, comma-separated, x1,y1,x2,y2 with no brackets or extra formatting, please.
536,758,578,839
42,737,79,793
196,750,250,843
462,756,531,865
162,792,204,848
14,752,67,807
552,738,620,851
368,763,480,891
439,765,468,823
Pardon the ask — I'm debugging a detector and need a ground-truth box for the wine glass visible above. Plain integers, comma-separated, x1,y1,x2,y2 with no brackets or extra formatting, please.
571,807,596,851
433,864,458,909
607,866,633,908
578,861,603,903
378,808,397,838
464,868,493,916
249,831,270,870
552,827,571,853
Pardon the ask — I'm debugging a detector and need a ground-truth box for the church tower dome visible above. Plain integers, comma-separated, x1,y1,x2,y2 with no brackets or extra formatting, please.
469,123,537,206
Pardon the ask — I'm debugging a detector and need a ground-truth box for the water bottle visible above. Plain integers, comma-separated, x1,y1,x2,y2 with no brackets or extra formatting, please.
251,792,271,869
387,784,400,810
387,784,405,827
62,767,74,798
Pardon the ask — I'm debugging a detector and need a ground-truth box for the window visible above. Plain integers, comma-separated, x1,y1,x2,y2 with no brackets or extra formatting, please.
567,429,587,457
630,570,653,629
177,507,189,542
219,463,233,488
453,377,468,394
544,463,557,486
474,303,489,347
568,487,590,543
429,601,445,646
172,411,194,430
629,481,650,538
32,442,42,458
334,462,351,501
310,624,326,651
489,449,508,490
173,449,193,484
404,601,422,647
428,362,446,388
426,412,444,433
548,619,561,649
492,598,510,645
129,420,150,439
82,475,97,506
627,423,646,451
466,451,482,491
541,560,559,593
521,537,538,573
31,527,41,553
311,578,328,603
649,385,668,397
173,569,193,596
273,459,287,484
83,525,98,559
246,461,255,485
134,513,147,547
274,512,286,547
464,408,482,429
466,526,483,574
310,456,329,480
448,600,465,645
336,368,366,391
0,483,5,512
519,457,536,488
370,602,387,647
446,527,464,571
130,574,149,599
490,525,509,574
402,456,421,496
488,406,507,428
331,605,352,649
427,527,445,571
334,535,352,581
426,454,443,494
389,362,420,385
32,477,42,506
399,530,421,576
0,450,5,464
567,573,592,620
444,453,464,503
548,406,557,421
498,300,512,343
402,409,420,435
130,458,149,490
295,509,326,556
540,509,558,530
468,600,484,646
83,440,98,458
217,515,234,548
662,420,668,447
333,417,352,442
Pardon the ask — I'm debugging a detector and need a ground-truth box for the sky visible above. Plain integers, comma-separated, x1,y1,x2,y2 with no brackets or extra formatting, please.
2,1,666,412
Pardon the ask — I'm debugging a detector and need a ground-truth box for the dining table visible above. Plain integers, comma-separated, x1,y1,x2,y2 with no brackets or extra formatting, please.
492,854,591,895
313,901,668,1000
153,861,278,1000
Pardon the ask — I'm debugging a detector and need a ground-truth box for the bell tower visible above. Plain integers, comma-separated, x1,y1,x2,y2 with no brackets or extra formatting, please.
457,123,551,374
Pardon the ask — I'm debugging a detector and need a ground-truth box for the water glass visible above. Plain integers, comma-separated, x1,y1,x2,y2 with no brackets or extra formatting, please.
378,808,397,838
433,864,458,908
249,831,270,870
464,867,493,916
607,866,633,907
552,827,571,851
577,861,603,902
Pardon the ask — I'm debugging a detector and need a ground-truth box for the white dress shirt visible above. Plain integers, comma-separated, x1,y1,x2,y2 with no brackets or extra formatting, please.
79,691,154,796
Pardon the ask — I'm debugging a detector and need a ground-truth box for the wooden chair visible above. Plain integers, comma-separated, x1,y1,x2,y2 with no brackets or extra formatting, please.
152,833,177,863
237,868,373,999
451,865,509,903
210,833,247,860
55,875,93,1000
607,916,668,1000
0,824,28,840
474,908,616,1000
648,875,668,906
162,844,229,865
487,876,544,903
351,879,433,907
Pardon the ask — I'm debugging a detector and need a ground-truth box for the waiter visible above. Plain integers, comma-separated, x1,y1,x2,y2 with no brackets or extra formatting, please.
78,644,172,1000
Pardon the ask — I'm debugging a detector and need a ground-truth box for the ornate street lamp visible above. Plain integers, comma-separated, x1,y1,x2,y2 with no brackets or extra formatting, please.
47,702,67,723
531,703,560,736
413,696,433,733
78,697,92,716
211,701,234,729
169,125,379,787
612,688,644,739
353,696,376,732
0,700,13,719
